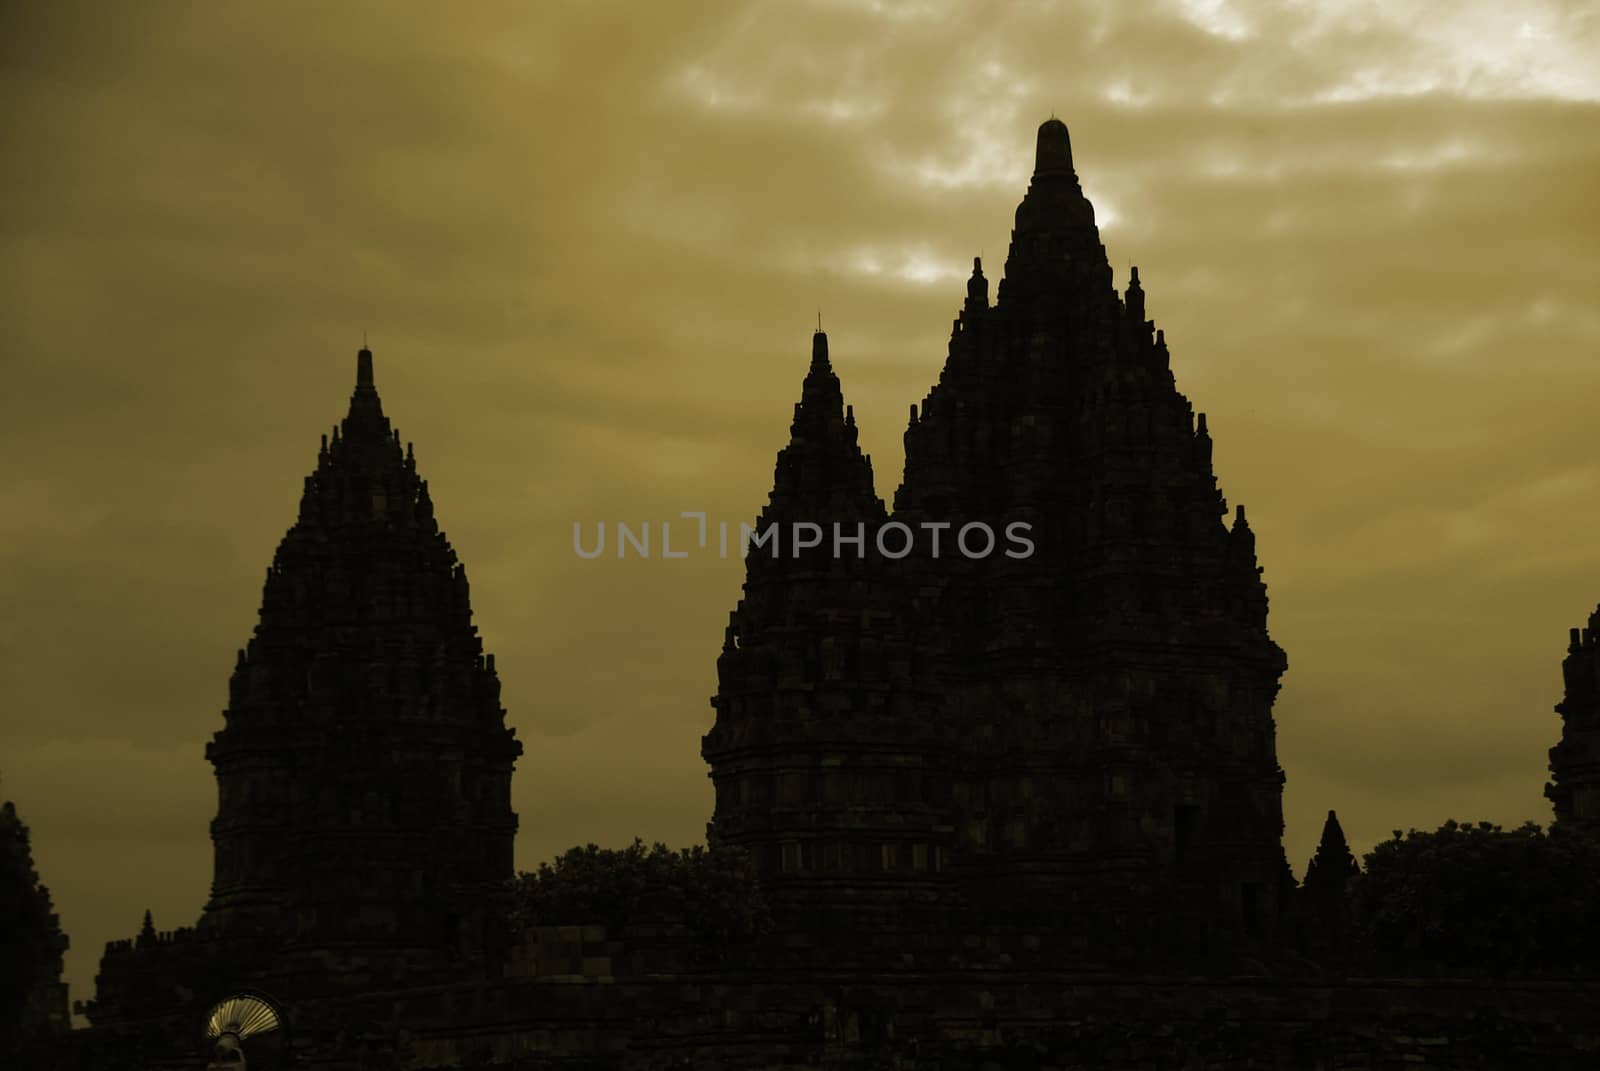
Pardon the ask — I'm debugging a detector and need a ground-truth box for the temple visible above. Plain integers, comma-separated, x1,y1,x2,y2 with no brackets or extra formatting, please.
34,118,1597,1070
200,344,521,974
1548,604,1600,823
706,116,1291,964
78,348,522,1062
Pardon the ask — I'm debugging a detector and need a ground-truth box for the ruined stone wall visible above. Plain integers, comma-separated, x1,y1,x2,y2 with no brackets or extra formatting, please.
66,920,1600,1070
390,972,1599,1071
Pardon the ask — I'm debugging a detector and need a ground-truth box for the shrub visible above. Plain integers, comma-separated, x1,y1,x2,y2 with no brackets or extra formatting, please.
504,839,772,948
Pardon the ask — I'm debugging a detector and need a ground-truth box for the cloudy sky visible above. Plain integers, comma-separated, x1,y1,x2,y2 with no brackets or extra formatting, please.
3,0,1598,1007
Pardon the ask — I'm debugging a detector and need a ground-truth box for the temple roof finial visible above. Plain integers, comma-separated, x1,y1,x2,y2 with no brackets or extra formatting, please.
1035,116,1074,176
811,325,829,370
966,255,989,310
356,342,374,390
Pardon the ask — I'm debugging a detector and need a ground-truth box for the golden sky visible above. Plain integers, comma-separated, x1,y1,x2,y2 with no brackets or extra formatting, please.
3,0,1598,1006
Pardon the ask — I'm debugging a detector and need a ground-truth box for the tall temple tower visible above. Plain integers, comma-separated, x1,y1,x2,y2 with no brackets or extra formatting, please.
1548,603,1600,824
705,119,1292,963
199,345,522,985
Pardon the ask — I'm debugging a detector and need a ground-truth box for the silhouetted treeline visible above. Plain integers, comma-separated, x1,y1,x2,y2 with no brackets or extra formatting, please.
503,823,1600,981
1326,820,1600,976
503,840,773,952
1,791,70,1060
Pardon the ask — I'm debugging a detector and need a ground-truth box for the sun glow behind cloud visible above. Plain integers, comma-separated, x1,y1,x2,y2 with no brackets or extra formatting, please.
1291,0,1600,103
1103,80,1156,108
1172,0,1257,41
846,245,968,287
883,58,1039,192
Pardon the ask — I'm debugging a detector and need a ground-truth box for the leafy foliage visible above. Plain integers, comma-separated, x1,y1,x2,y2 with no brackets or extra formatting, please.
505,839,773,949
1350,819,1600,975
1,790,69,1055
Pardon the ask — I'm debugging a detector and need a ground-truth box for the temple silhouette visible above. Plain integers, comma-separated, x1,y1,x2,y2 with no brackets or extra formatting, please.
705,119,1290,962
10,119,1600,1069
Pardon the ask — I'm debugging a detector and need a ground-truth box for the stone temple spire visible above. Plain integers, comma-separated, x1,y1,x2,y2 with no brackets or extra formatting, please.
890,117,1290,957
1303,810,1358,891
1299,808,1360,963
1034,116,1075,176
764,329,884,525
965,256,989,314
202,344,521,986
1548,604,1600,824
999,117,1111,310
705,328,940,929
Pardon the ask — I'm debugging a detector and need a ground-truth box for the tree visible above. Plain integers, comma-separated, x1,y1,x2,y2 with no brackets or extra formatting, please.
0,785,70,1056
504,839,773,951
1350,819,1600,976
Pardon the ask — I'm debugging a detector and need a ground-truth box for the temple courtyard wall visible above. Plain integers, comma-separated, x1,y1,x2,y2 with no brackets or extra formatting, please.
53,964,1600,1070
381,970,1600,1070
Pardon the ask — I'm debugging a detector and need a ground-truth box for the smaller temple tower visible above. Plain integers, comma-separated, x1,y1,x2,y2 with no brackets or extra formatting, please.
86,344,524,1043
703,331,950,935
1297,809,1359,963
1548,603,1600,824
201,344,523,985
